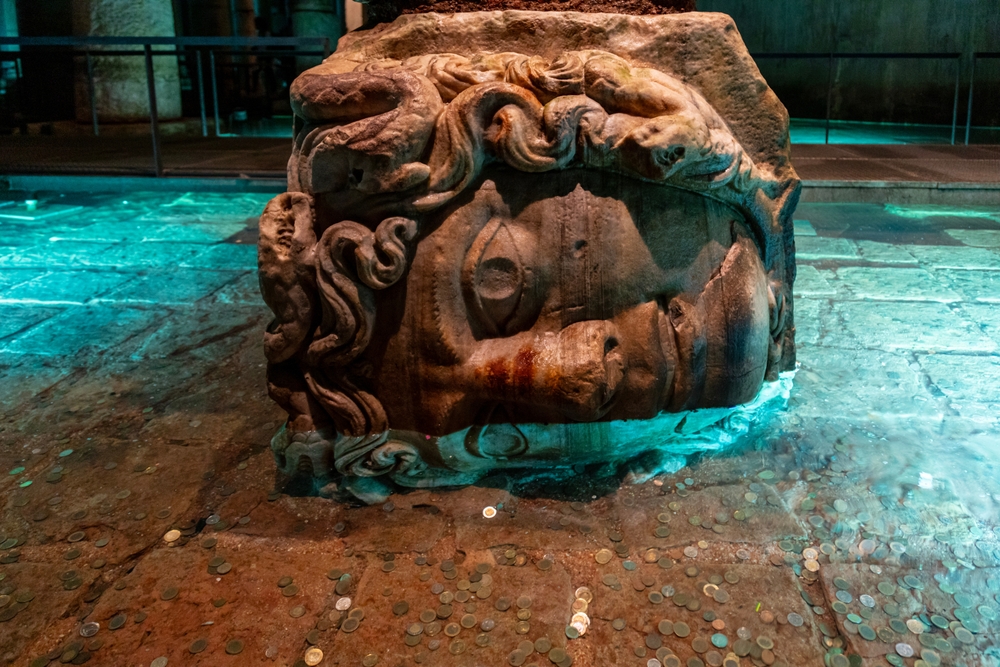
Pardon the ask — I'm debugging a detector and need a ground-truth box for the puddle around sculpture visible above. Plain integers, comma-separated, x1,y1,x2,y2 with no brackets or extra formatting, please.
0,192,998,666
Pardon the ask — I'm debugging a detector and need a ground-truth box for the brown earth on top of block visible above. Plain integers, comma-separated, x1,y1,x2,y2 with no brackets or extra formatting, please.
363,0,695,25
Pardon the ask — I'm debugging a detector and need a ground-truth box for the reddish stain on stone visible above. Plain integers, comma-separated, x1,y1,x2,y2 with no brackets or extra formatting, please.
512,346,537,393
482,357,510,393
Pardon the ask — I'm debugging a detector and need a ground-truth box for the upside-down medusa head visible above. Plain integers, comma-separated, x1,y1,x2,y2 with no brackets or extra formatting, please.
258,47,799,449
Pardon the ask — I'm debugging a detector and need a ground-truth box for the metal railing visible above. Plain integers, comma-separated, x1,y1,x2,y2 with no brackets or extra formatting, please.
751,52,964,145
0,41,996,178
0,36,331,176
966,52,1000,145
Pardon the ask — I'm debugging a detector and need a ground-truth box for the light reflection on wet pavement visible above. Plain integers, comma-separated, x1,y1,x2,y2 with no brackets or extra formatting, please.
0,194,998,667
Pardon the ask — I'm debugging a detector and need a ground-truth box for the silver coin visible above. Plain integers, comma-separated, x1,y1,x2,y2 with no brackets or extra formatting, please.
206,514,220,525
151,658,168,667
80,622,100,637
859,594,876,608
895,643,914,658
787,612,804,627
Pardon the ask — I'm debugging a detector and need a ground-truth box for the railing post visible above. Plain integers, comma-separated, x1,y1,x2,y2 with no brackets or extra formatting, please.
965,55,976,146
85,50,99,136
824,53,834,144
210,49,221,137
144,43,163,177
951,55,960,145
196,48,208,137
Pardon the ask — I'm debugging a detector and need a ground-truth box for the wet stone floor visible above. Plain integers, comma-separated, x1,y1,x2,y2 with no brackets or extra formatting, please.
0,193,999,667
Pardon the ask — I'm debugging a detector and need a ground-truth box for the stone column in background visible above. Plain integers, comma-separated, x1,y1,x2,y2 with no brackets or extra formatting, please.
73,0,181,123
291,0,343,70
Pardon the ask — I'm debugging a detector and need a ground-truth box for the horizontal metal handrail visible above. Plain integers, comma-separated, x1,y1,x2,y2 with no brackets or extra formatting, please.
749,51,966,144
751,52,961,59
0,49,326,59
0,36,329,47
0,36,337,170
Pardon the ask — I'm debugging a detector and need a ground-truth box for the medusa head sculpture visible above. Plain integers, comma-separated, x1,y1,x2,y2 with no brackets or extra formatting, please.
258,12,800,500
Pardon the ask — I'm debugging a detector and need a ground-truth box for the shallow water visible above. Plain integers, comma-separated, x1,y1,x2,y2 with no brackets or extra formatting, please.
0,192,998,666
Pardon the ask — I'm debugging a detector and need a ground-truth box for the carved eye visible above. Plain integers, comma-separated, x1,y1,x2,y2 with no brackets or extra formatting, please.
463,219,540,337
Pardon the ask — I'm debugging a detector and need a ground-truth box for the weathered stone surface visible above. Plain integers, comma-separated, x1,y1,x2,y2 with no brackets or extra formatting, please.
260,11,800,497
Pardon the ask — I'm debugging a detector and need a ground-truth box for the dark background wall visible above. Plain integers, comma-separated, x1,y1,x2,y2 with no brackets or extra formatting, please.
699,0,1000,127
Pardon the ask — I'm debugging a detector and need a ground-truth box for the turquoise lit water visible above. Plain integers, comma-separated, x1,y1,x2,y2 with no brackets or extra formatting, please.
0,191,998,665
789,119,1000,145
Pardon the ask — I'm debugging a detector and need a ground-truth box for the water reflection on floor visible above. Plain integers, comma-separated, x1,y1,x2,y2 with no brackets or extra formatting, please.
0,192,998,666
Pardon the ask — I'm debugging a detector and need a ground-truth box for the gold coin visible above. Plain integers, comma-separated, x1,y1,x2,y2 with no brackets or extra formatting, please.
595,549,613,564
304,648,324,666
163,530,181,543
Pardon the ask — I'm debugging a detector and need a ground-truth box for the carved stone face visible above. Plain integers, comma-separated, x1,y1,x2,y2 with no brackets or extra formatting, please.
375,168,772,435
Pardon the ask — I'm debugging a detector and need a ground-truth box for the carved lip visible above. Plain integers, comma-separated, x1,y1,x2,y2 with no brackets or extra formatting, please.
655,298,680,413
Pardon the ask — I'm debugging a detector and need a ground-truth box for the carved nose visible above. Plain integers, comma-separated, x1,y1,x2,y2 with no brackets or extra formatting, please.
468,320,626,421
551,320,625,420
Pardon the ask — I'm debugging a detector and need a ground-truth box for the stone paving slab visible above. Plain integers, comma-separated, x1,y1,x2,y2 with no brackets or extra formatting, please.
209,272,266,306
903,244,1000,270
793,266,837,296
960,303,1000,346
855,240,919,265
95,271,241,306
0,271,136,305
790,297,824,347
0,242,117,269
835,301,998,353
0,306,154,357
178,244,258,271
795,237,860,262
918,354,1000,424
938,269,1000,303
0,304,63,340
792,347,943,421
836,266,961,302
943,229,1000,247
